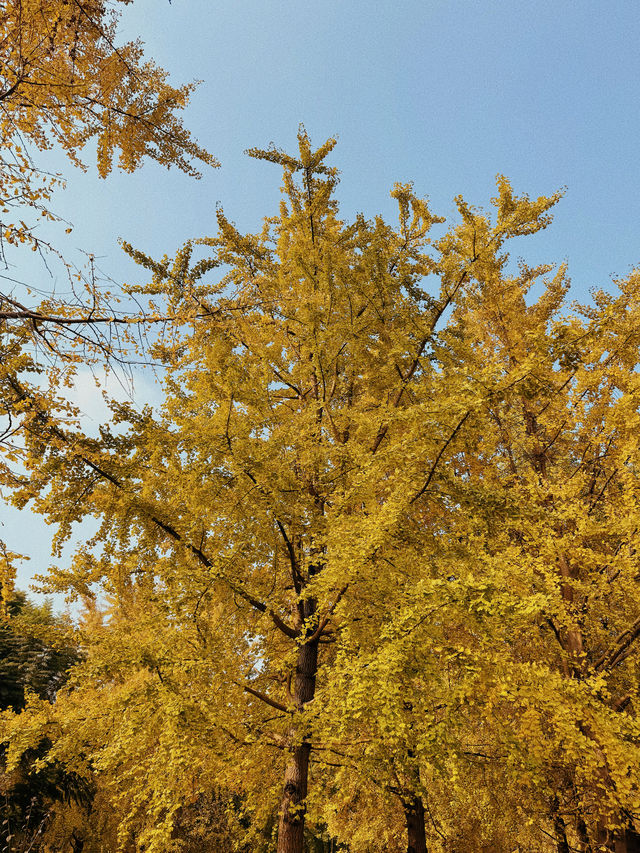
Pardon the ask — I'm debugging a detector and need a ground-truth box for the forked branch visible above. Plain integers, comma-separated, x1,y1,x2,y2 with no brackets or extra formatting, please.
594,615,640,672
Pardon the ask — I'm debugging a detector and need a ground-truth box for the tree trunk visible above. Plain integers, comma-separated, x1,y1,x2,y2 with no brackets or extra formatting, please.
277,638,319,853
70,830,85,853
576,814,593,852
551,800,570,853
593,824,640,852
558,552,584,677
614,827,640,853
405,795,428,853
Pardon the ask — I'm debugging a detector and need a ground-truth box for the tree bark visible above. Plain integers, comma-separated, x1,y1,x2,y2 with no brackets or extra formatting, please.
277,638,319,853
593,824,640,852
576,814,593,852
558,552,584,676
71,830,85,853
405,795,428,853
551,797,570,853
614,827,640,853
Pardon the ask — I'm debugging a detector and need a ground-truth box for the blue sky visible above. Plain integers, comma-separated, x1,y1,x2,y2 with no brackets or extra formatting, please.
4,0,640,603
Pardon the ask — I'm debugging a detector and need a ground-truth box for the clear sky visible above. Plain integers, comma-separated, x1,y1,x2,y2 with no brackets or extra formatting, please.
4,0,640,603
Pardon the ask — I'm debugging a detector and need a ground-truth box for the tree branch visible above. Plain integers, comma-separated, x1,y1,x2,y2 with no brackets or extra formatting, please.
276,518,303,595
370,269,468,455
7,375,300,639
410,410,471,504
0,75,23,102
594,615,640,672
241,683,291,714
308,584,348,642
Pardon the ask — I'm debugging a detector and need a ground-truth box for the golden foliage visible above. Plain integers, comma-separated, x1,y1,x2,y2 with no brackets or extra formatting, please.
0,0,216,363
3,132,640,852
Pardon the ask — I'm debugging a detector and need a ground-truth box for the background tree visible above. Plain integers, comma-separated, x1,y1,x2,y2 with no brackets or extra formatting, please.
0,589,86,852
440,263,640,852
325,229,640,851
1,0,216,246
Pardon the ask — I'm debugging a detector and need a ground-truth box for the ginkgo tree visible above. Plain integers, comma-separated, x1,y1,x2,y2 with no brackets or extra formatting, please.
0,130,595,853
0,0,216,352
435,263,640,852
0,0,217,596
328,238,640,851
1,0,216,243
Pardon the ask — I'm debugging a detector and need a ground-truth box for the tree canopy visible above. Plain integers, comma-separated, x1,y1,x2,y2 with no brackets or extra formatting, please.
2,7,640,853
3,128,640,853
0,0,216,368
1,0,215,241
